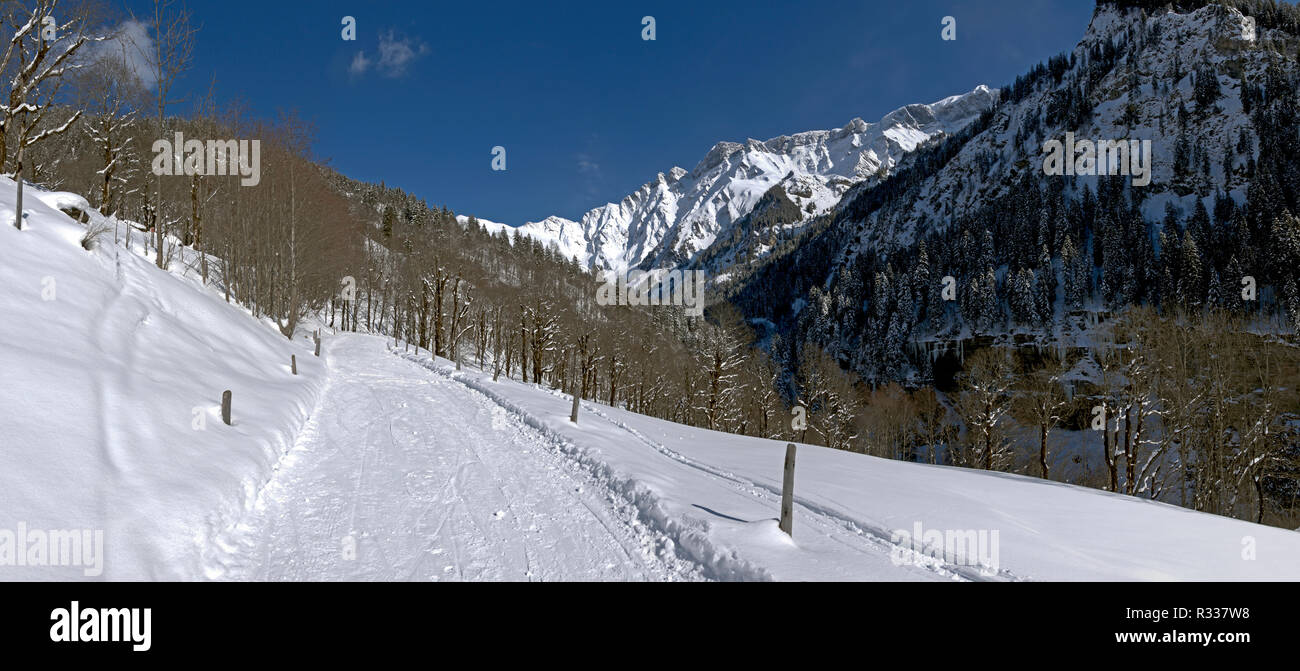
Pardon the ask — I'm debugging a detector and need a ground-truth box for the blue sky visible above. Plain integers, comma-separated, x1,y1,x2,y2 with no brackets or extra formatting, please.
118,0,1097,224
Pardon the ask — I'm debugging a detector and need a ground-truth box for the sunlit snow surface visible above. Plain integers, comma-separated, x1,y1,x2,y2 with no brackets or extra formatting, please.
2,176,1297,581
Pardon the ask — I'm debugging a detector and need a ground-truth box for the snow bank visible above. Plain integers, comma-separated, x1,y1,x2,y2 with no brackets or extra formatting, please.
0,177,324,580
33,190,91,216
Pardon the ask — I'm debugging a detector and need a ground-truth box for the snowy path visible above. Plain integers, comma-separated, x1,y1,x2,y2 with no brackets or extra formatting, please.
399,354,953,582
208,333,946,582
208,334,688,581
198,332,1300,583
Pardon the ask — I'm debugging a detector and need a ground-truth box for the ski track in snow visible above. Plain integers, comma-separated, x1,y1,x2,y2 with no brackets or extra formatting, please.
206,334,690,581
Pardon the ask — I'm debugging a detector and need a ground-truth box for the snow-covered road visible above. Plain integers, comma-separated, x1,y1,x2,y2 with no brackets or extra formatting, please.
209,334,689,581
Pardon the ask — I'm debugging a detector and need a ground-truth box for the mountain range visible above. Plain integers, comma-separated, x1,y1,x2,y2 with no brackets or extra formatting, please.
468,85,998,274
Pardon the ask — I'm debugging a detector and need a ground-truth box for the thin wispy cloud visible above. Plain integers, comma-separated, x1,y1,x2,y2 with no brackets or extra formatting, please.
574,151,606,205
576,154,601,177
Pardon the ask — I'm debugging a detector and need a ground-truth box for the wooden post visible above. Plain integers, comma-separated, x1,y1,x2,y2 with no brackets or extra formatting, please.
221,390,232,426
568,349,579,423
291,354,297,375
314,332,321,357
779,443,796,537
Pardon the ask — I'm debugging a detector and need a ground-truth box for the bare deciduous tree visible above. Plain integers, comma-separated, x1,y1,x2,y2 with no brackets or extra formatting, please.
2,0,99,228
140,0,195,267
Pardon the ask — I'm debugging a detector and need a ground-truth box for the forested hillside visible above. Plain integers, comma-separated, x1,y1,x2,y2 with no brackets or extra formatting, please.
725,0,1300,526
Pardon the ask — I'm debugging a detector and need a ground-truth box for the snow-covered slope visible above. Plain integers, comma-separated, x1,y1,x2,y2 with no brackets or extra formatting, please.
474,85,998,273
400,345,1300,581
0,177,324,580
720,1,1300,382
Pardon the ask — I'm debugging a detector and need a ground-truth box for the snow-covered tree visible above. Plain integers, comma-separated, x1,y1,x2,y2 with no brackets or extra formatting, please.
1016,353,1068,479
1010,267,1036,326
954,348,1014,471
1061,234,1085,310
797,346,860,452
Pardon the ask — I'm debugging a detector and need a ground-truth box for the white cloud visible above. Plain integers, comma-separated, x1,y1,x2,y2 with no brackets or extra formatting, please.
349,30,428,78
376,31,428,76
85,19,158,90
348,50,372,76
